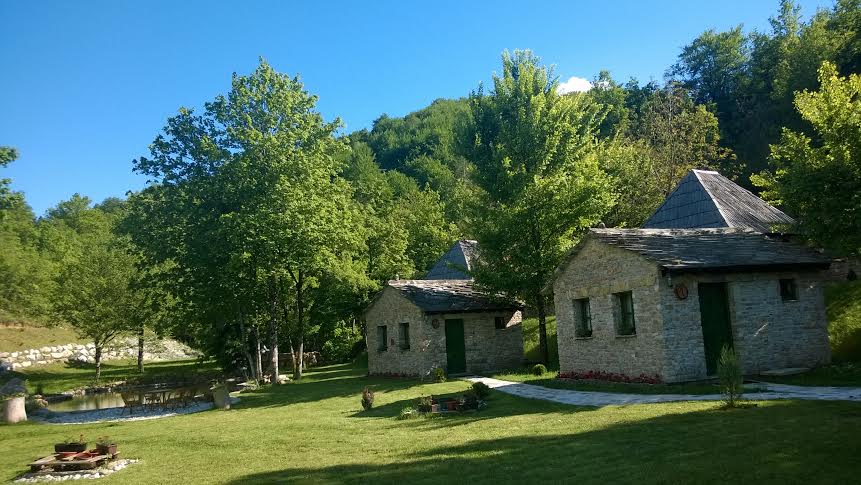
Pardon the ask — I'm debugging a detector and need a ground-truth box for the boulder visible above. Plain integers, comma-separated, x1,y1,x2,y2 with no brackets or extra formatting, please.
1,378,27,423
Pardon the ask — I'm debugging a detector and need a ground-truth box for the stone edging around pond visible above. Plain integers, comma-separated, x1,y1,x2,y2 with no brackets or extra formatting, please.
14,459,140,483
0,338,199,371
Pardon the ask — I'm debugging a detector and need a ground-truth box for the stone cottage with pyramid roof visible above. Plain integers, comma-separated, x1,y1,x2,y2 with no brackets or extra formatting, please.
364,240,524,377
552,169,831,383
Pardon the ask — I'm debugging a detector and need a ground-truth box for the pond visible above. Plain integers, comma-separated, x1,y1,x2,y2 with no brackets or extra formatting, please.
48,392,126,412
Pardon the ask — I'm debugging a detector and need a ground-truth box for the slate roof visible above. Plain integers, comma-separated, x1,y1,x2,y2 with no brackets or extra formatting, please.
386,279,523,314
643,170,796,233
424,240,478,280
581,228,830,273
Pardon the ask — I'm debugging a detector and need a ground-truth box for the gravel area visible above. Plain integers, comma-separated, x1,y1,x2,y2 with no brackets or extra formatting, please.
14,459,140,482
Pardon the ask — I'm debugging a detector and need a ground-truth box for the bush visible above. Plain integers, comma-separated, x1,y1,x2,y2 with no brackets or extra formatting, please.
532,364,547,376
361,387,374,411
718,345,744,408
416,395,433,413
471,381,491,400
433,367,446,383
397,406,419,420
321,322,364,364
460,389,480,410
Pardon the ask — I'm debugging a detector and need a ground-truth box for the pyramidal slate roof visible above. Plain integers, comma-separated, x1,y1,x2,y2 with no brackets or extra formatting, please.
584,228,829,273
424,240,478,280
643,169,795,233
386,279,523,314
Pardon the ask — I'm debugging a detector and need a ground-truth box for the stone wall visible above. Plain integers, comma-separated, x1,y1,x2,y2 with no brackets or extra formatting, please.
553,240,667,379
0,337,199,371
665,271,831,380
553,238,832,383
365,287,524,377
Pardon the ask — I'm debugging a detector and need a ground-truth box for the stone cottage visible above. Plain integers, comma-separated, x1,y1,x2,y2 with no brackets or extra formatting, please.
551,170,832,382
365,241,524,377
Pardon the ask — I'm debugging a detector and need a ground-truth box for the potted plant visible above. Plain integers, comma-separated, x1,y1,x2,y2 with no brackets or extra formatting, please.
95,436,117,456
55,434,87,453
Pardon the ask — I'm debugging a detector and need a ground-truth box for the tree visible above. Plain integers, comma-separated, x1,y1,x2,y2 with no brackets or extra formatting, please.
463,51,615,363
754,62,861,255
0,146,21,212
52,205,136,380
129,59,365,382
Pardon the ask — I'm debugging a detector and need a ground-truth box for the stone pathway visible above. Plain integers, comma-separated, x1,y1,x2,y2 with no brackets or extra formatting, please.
464,376,861,407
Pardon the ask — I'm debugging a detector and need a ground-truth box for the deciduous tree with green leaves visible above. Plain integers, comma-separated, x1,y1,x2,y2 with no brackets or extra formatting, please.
463,50,615,364
754,61,861,255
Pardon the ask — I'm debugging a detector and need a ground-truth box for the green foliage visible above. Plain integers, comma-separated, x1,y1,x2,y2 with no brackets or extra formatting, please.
416,395,433,412
397,405,419,420
717,345,744,408
464,50,615,363
321,322,363,364
433,367,446,383
361,387,374,410
532,364,548,376
755,62,861,254
471,381,491,400
826,281,861,362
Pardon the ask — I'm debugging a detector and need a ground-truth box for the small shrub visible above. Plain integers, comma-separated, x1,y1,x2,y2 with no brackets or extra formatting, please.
471,381,491,400
532,364,547,376
397,406,419,420
460,389,480,410
718,345,744,408
361,387,375,411
416,395,433,413
433,367,447,383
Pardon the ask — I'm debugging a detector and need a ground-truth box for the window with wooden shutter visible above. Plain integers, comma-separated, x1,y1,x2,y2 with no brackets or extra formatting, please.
614,291,636,336
399,322,410,350
377,325,388,351
573,298,592,338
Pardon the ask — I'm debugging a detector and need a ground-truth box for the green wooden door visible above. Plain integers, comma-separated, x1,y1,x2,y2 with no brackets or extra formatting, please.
697,282,733,375
444,319,466,374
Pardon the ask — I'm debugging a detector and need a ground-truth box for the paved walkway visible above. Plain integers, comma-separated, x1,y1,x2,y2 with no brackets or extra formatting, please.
464,376,861,407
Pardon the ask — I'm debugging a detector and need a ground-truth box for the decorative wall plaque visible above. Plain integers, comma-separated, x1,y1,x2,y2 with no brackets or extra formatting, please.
674,283,689,300
431,319,440,329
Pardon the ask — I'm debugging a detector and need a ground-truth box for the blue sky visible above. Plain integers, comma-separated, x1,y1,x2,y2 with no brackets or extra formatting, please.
1,0,834,216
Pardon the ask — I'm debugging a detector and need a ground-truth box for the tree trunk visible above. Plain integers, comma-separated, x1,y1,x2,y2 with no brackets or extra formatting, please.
94,344,103,381
294,270,305,380
267,276,280,384
535,292,549,365
238,309,256,380
254,326,263,381
289,340,297,376
137,325,145,374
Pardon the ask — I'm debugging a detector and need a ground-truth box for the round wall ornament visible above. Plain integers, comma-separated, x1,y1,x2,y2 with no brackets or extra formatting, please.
674,283,689,300
431,319,440,329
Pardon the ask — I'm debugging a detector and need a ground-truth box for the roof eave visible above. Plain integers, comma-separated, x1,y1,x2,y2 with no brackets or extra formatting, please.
662,261,831,275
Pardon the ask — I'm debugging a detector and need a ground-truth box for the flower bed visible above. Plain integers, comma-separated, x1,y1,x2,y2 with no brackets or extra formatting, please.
558,370,662,384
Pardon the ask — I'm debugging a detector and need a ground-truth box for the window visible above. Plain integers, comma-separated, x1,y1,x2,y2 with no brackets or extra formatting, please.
399,322,410,350
376,325,388,352
494,316,506,330
573,298,592,338
614,291,636,336
779,278,798,301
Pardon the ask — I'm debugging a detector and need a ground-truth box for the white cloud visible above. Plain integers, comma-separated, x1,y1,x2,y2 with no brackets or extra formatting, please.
557,76,592,94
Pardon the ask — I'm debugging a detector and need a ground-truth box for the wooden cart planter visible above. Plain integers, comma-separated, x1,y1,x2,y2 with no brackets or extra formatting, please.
29,451,119,473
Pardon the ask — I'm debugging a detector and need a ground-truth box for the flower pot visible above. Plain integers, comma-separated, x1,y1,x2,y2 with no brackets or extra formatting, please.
96,444,117,456
55,443,87,453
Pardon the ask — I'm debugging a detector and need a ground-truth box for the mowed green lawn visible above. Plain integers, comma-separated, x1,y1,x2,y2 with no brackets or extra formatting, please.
2,362,861,484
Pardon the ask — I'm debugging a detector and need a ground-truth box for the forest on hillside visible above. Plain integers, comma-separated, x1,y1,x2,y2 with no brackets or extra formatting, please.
1,0,859,380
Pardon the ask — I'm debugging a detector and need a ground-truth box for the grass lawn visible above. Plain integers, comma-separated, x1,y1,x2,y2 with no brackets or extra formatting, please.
754,363,861,387
2,361,861,483
0,323,84,353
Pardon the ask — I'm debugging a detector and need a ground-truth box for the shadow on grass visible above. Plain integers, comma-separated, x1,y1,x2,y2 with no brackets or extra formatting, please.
227,399,861,484
234,363,430,410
